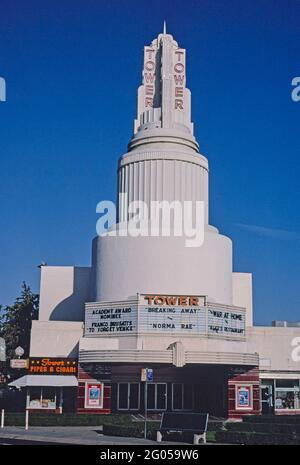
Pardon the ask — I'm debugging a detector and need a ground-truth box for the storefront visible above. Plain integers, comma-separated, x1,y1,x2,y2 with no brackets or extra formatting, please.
261,377,300,415
9,358,78,413
76,294,260,418
77,362,260,418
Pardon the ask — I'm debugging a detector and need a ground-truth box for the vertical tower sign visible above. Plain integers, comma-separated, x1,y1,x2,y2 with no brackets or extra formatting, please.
135,28,193,134
173,48,186,110
143,47,157,108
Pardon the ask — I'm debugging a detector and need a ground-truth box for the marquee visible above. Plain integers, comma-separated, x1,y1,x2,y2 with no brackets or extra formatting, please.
85,295,246,340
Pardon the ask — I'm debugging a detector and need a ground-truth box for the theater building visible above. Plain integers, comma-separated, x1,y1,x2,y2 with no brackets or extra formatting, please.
10,27,300,419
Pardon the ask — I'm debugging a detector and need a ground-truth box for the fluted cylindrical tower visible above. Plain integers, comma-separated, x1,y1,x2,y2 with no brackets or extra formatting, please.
92,27,233,305
118,29,209,225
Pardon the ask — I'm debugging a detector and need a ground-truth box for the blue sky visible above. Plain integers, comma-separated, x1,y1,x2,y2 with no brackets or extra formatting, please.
0,0,299,325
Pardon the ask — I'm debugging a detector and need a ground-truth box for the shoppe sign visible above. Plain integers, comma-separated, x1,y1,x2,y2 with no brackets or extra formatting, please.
85,295,246,339
28,358,78,375
10,359,29,369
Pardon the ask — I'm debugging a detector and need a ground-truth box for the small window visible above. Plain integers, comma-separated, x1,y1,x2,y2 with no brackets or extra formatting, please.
275,379,300,410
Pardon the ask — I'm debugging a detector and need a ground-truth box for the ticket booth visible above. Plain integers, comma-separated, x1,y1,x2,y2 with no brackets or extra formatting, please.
9,357,78,413
9,374,78,413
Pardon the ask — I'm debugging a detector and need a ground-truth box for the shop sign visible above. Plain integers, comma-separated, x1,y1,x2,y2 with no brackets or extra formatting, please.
236,385,252,409
29,358,78,375
10,359,29,369
84,382,103,409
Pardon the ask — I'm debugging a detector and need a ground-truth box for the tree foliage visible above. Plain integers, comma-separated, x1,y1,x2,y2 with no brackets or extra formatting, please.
0,282,39,360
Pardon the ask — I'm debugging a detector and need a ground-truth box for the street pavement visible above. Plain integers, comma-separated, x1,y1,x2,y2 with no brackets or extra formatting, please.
0,426,185,445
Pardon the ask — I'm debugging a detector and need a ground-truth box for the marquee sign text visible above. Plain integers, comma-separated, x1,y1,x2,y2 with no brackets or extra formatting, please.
85,296,245,339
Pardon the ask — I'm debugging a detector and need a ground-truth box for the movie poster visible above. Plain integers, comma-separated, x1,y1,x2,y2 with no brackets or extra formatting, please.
84,382,103,409
236,385,252,409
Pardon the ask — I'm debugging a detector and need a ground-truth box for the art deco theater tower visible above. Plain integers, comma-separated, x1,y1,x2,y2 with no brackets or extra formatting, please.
26,28,266,420
81,27,258,417
92,26,234,307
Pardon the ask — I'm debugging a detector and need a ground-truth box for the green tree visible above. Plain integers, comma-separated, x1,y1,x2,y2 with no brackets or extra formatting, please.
0,282,39,360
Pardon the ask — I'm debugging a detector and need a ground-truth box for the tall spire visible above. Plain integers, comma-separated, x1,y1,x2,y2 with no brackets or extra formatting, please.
132,28,197,150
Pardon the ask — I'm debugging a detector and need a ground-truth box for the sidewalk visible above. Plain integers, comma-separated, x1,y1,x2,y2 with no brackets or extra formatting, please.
0,426,183,445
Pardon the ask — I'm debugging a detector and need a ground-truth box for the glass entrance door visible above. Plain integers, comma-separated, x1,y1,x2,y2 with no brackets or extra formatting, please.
147,383,167,411
261,383,273,414
117,383,140,410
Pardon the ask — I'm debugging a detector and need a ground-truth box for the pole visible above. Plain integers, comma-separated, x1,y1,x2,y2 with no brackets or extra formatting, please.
144,381,147,439
1,409,4,428
25,409,29,430
59,386,63,414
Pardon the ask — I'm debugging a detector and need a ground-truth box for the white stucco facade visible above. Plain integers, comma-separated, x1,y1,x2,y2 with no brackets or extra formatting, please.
26,27,300,417
247,327,300,373
39,266,91,321
232,272,253,327
91,228,233,304
30,321,83,358
30,27,300,370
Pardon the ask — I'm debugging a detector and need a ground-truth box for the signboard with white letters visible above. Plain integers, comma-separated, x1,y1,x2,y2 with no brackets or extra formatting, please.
10,359,29,369
85,295,246,340
138,304,206,334
85,302,137,335
207,308,245,337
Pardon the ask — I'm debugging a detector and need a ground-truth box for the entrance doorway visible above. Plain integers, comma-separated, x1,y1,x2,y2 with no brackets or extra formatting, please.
117,383,140,410
261,383,274,414
111,364,230,415
147,383,167,411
